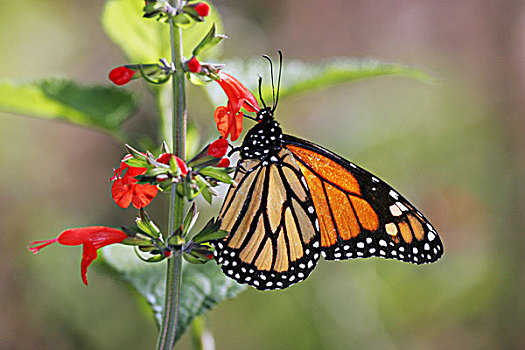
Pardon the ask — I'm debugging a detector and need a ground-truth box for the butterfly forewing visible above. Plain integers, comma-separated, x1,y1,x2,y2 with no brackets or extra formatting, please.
215,148,321,290
283,134,444,264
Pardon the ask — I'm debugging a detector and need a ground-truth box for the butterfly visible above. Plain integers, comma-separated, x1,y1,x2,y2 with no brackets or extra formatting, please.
213,52,443,290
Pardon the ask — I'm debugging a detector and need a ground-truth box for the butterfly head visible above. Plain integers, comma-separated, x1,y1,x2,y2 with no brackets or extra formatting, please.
256,107,274,123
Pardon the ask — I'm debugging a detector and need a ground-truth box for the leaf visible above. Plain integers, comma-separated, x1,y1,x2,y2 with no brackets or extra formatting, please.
102,0,223,63
0,78,138,133
199,166,233,184
101,245,246,343
205,57,435,106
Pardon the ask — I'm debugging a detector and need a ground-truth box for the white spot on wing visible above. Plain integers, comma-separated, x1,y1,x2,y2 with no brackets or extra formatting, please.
397,202,409,211
389,204,403,217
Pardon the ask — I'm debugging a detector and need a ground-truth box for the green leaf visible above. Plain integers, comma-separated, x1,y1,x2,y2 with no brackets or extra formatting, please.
205,57,435,106
192,218,227,244
101,245,245,344
199,166,233,184
0,78,138,134
192,23,226,57
102,0,223,63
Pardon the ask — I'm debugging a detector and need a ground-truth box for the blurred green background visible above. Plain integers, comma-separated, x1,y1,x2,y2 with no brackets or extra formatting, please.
1,0,524,349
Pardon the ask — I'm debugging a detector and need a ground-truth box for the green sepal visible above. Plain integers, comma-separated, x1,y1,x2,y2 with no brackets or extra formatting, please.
192,218,227,244
137,64,171,85
186,72,213,86
187,145,218,168
135,209,162,238
192,23,226,57
133,246,166,263
201,186,213,204
157,177,175,191
194,175,212,204
147,156,170,169
138,245,156,253
121,237,155,246
182,203,199,237
147,167,170,177
123,157,149,168
143,1,167,15
168,230,185,246
125,144,148,160
172,14,193,28
183,252,210,264
120,226,156,241
199,166,233,184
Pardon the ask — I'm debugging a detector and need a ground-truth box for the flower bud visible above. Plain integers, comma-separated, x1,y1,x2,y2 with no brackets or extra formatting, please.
188,56,201,73
217,158,230,168
195,2,210,17
207,138,228,158
109,66,135,86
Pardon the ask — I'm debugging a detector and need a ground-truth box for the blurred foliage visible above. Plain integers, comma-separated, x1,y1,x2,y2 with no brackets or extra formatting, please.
103,245,245,343
0,78,138,137
206,57,435,106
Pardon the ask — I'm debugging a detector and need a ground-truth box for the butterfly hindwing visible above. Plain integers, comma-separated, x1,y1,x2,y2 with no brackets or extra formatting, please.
216,148,321,290
283,134,444,264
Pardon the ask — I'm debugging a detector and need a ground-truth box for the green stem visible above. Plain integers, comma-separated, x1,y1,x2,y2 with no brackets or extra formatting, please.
156,1,186,348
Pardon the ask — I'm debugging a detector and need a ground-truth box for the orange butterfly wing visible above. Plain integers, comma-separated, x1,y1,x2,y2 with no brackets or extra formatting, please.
283,135,443,264
216,148,321,290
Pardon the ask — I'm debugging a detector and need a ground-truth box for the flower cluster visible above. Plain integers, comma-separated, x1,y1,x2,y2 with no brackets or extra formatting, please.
29,0,263,287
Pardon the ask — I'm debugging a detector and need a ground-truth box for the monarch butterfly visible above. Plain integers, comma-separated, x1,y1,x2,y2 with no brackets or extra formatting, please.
214,53,443,290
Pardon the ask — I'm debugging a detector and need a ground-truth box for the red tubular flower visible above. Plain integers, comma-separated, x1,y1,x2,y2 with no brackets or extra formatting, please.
217,158,230,168
28,227,127,285
195,2,210,17
188,56,201,73
207,138,229,158
109,66,135,86
214,71,259,141
157,153,189,176
111,156,158,209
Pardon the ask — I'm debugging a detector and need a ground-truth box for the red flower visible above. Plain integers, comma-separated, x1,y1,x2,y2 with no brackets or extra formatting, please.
28,227,127,285
217,158,230,167
111,156,158,209
188,56,201,73
207,138,229,158
195,2,210,17
109,66,135,86
157,153,188,176
214,71,259,141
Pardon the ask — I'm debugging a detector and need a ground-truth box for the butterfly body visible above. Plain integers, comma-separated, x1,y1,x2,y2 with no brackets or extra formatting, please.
239,108,283,160
215,104,443,291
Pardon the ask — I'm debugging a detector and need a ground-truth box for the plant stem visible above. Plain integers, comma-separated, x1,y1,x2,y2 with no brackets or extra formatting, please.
156,1,186,348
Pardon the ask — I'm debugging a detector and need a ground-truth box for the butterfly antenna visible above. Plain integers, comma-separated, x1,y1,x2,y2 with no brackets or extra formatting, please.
258,75,267,109
274,50,283,111
262,54,276,109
